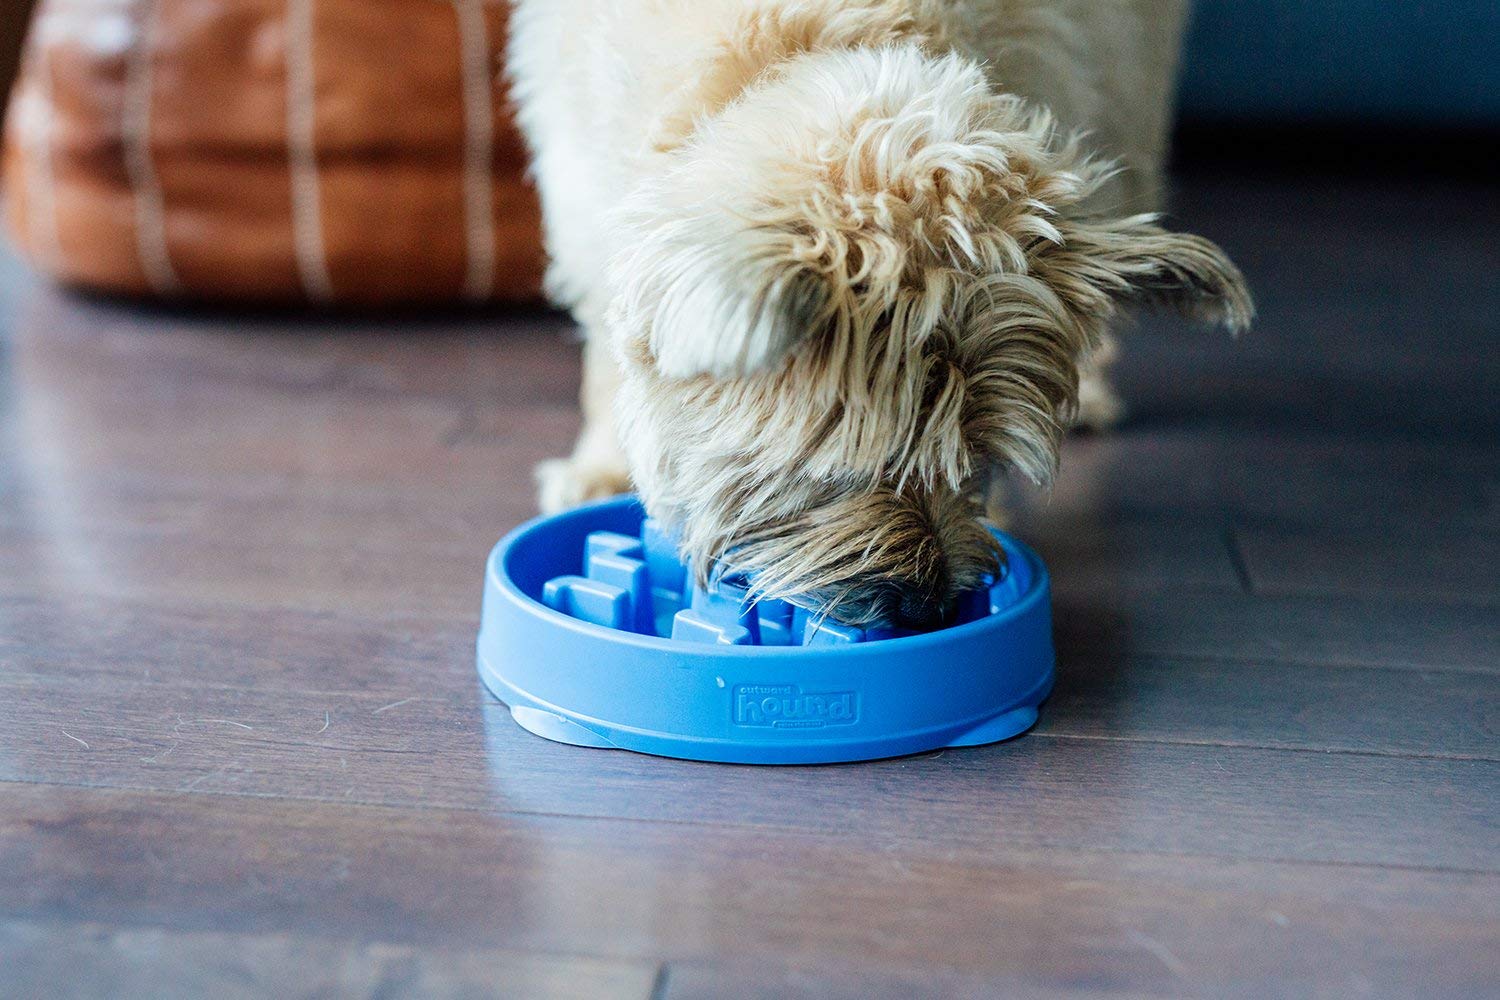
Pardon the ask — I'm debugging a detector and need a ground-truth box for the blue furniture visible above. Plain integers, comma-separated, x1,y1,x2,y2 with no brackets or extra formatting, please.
1180,1,1500,125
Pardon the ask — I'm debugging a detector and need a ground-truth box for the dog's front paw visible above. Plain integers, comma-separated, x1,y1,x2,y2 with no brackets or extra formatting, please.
535,456,632,513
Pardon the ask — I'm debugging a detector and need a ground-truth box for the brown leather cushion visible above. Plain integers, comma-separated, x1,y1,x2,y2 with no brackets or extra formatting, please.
2,0,545,305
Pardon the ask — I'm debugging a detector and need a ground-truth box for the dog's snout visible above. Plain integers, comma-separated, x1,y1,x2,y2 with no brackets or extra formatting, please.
718,485,999,630
870,568,954,630
889,583,952,629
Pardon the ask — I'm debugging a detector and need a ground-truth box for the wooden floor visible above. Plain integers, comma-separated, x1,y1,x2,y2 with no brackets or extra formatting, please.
1,167,1496,999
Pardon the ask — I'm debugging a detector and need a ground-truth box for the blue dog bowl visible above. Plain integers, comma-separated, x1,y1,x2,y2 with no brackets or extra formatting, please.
476,496,1054,764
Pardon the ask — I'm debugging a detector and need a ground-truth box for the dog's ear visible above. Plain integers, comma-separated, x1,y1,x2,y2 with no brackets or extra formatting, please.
609,181,837,378
953,215,1251,485
1035,213,1254,334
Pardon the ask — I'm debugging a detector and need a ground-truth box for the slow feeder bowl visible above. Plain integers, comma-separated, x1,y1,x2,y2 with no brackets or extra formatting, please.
476,496,1054,764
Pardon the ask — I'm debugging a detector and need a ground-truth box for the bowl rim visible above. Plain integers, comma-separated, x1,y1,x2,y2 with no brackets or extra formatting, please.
486,495,1051,660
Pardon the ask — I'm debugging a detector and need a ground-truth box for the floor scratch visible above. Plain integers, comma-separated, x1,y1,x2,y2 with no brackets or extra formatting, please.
316,710,331,734
1222,525,1255,594
1126,928,1189,980
180,766,228,792
190,718,254,731
144,739,181,763
60,728,90,750
372,698,415,715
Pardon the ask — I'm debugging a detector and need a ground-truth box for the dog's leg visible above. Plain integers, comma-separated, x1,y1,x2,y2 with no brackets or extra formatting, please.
1075,331,1124,431
537,333,632,512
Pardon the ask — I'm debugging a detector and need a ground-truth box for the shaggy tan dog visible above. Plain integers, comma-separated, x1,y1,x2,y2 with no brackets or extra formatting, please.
508,0,1251,627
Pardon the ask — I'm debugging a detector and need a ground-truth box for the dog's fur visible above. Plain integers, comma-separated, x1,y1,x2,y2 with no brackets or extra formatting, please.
508,0,1251,626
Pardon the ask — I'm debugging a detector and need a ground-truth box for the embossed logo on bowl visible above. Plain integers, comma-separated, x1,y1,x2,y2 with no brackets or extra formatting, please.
733,684,860,729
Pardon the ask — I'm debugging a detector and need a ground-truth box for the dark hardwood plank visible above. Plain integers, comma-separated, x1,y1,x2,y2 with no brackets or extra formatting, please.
0,289,578,495
7,533,1494,706
1116,174,1499,440
1113,363,1498,441
1012,516,1243,592
1235,524,1500,605
0,318,577,620
2,784,1495,1000
0,594,479,692
0,523,485,619
1035,428,1497,529
3,583,1495,764
6,284,580,406
1052,586,1500,675
666,963,1066,1000
663,947,1493,1000
1041,653,1500,760
0,487,1252,623
0,465,539,620
0,919,659,1000
3,671,1496,871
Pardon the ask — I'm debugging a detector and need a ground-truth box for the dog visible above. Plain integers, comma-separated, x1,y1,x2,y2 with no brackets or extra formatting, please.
507,0,1251,627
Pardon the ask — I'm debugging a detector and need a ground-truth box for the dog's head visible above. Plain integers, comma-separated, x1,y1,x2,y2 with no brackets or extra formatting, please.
608,45,1251,626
